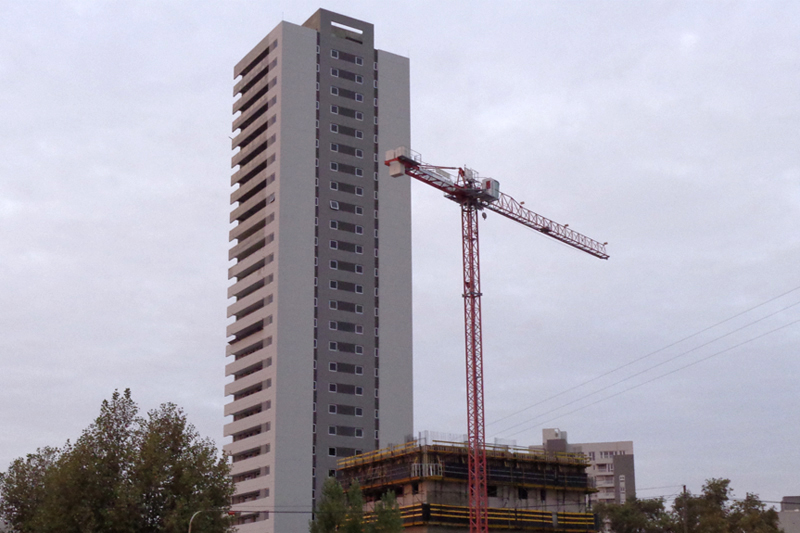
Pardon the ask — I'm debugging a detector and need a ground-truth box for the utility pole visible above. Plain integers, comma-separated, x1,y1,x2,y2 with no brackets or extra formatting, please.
683,485,689,533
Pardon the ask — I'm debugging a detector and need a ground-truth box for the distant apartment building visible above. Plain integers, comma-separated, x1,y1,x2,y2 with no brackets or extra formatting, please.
224,9,412,532
533,429,635,507
779,496,800,533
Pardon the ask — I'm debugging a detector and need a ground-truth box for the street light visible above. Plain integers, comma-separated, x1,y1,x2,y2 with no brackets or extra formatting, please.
188,508,237,533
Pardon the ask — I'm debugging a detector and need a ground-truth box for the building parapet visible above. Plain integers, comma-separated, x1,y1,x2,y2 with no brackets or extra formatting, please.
338,439,591,469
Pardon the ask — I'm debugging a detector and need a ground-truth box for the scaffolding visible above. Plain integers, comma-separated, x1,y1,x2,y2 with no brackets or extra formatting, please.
337,439,597,533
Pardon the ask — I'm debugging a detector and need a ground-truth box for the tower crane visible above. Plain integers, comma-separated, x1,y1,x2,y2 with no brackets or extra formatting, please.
385,147,609,533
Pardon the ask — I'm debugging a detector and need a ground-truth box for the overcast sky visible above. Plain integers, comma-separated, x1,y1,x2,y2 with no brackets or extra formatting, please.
1,0,798,506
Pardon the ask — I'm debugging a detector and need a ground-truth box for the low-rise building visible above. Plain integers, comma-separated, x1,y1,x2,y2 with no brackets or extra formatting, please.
335,435,596,532
779,496,800,533
532,429,635,507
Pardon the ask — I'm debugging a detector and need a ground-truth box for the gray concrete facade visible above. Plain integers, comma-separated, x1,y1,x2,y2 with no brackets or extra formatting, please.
224,10,412,532
780,496,800,533
538,429,635,507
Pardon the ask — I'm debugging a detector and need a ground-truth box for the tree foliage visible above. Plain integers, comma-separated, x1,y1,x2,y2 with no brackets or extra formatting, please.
309,477,348,533
367,490,403,533
595,496,675,533
309,477,403,533
596,478,781,533
0,389,234,533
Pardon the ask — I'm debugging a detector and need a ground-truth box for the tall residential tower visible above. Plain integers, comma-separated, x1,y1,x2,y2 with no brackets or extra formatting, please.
224,10,412,532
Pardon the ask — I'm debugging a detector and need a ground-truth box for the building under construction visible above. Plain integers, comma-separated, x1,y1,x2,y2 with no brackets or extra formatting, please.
336,436,597,532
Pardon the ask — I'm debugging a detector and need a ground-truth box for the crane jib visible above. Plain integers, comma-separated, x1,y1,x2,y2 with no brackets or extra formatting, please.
384,145,608,533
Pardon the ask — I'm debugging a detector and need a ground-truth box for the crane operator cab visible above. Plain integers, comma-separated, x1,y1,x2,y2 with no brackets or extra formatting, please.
478,178,500,203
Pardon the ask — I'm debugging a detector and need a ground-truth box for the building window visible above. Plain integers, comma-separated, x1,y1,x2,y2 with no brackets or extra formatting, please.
328,426,336,435
330,260,338,270
330,143,339,152
355,387,363,395
331,105,339,114
355,93,363,102
329,362,337,371
329,341,338,351
331,68,339,77
355,56,363,66
355,186,364,196
355,130,363,139
329,404,337,414
330,87,339,96
330,200,339,209
355,428,364,438
331,50,339,59
329,384,337,392
329,321,337,330
328,447,336,456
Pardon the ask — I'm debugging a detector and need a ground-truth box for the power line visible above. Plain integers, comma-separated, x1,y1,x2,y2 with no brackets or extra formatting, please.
487,283,800,430
501,317,800,437
637,485,685,491
493,299,800,436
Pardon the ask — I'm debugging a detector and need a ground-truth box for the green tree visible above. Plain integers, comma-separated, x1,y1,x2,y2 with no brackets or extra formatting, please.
309,477,347,533
600,478,781,533
728,493,781,533
595,497,676,533
309,477,403,533
0,447,60,533
0,390,234,533
696,478,733,533
342,480,365,533
366,490,403,533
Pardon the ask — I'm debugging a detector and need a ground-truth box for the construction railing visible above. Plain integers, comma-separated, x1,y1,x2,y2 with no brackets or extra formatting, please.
365,503,595,532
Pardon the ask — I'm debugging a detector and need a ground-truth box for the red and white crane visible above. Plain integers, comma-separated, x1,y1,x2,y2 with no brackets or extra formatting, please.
385,147,609,533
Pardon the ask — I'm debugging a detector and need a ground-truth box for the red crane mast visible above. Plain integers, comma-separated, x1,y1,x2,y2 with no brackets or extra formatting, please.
386,147,609,533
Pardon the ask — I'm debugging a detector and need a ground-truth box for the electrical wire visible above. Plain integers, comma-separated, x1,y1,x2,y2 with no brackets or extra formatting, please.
487,283,800,430
501,317,800,437
492,298,800,437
